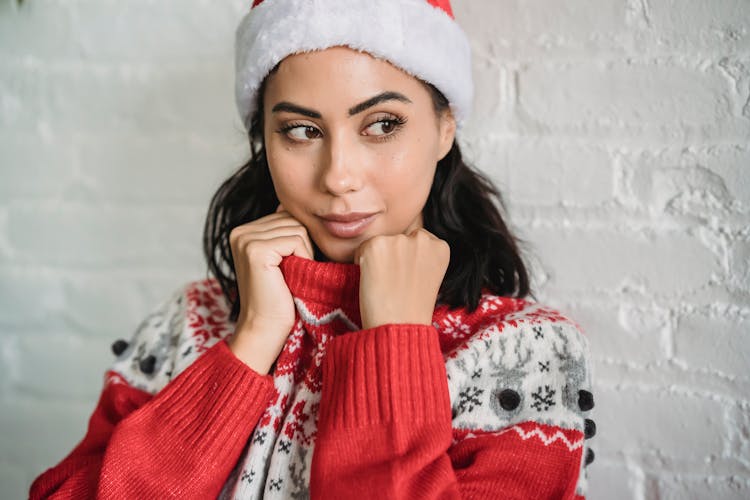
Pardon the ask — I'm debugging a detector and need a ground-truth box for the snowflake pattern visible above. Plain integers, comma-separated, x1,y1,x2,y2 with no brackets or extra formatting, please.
457,386,485,413
251,430,267,446
531,385,556,412
241,469,256,485
111,274,589,499
439,313,471,339
268,478,283,491
277,440,292,454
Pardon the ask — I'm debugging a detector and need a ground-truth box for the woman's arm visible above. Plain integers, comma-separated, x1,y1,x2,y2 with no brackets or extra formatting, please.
310,323,592,500
30,340,275,499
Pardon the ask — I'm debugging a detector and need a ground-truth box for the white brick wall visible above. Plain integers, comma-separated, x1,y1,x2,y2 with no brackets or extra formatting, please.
1,0,748,498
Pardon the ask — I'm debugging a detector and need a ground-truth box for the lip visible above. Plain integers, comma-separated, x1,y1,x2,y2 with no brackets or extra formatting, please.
318,213,378,239
319,211,378,222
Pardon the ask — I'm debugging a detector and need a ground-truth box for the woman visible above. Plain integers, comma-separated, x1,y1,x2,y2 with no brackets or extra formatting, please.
30,0,596,498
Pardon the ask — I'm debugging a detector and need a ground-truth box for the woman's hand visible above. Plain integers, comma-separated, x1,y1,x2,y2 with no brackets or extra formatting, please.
354,228,450,330
226,204,314,374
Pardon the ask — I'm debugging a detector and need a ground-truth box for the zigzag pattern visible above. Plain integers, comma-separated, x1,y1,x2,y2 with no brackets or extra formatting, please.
510,424,584,451
456,424,584,452
293,298,359,330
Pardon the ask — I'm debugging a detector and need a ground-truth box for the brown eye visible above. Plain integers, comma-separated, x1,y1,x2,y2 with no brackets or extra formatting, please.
286,125,320,140
364,118,402,137
379,121,396,134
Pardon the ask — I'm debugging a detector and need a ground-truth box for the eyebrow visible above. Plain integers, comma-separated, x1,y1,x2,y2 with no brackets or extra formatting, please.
271,91,412,119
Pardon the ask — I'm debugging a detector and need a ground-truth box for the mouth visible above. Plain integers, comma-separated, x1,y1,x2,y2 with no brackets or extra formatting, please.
317,213,378,239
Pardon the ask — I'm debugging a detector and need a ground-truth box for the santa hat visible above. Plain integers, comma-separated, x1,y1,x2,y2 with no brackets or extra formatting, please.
234,0,473,132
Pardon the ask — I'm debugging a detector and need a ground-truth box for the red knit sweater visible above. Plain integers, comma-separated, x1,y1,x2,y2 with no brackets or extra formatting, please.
29,255,595,499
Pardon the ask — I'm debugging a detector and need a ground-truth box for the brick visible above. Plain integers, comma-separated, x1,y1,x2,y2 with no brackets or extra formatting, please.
0,461,31,500
0,207,10,261
0,398,93,471
6,201,205,268
0,1,75,60
3,61,237,137
1,335,19,397
641,0,750,52
12,333,111,401
0,61,49,133
525,227,720,295
595,387,725,457
725,402,750,463
0,268,66,328
463,135,511,194
729,241,750,292
675,312,750,379
587,461,642,500
68,1,239,63
455,0,631,57
0,134,76,199
0,267,192,332
506,140,613,207
518,61,732,134
562,302,670,364
651,474,750,500
463,60,512,134
76,135,240,204
620,146,750,216
61,271,192,338
0,1,239,63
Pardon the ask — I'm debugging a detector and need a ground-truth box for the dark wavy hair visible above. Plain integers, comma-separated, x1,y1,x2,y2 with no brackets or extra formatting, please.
203,65,530,321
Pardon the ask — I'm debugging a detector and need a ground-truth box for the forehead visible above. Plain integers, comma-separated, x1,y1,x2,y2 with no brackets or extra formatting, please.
264,46,427,107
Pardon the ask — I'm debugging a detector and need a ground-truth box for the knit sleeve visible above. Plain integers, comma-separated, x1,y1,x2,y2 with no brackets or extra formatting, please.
309,318,595,500
29,282,276,499
446,318,595,499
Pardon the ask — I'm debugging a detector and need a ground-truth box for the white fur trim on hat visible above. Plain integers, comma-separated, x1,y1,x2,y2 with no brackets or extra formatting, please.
234,0,473,132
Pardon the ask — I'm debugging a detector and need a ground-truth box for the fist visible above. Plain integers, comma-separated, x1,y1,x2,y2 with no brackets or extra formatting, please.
354,228,450,330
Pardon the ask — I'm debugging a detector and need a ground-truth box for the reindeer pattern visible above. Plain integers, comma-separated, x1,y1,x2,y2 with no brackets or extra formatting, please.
446,310,592,433
110,287,189,393
107,283,594,499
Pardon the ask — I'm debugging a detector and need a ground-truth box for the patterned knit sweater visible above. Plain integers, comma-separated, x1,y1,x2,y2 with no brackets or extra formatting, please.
30,254,596,499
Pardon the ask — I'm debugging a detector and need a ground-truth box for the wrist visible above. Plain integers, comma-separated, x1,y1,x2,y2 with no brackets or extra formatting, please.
228,328,282,375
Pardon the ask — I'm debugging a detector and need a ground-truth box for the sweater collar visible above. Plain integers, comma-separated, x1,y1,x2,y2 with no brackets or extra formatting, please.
278,254,361,314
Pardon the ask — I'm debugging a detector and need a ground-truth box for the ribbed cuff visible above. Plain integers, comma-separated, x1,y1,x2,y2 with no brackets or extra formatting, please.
318,324,452,428
131,339,275,460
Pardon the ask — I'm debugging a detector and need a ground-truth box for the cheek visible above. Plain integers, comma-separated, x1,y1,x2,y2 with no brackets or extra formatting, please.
381,143,434,189
374,146,436,210
267,150,312,203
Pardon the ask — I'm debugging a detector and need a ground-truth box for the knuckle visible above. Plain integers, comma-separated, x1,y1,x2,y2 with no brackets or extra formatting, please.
229,227,240,244
242,238,258,255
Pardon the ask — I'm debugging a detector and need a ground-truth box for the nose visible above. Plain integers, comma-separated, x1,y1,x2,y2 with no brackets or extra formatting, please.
318,132,363,195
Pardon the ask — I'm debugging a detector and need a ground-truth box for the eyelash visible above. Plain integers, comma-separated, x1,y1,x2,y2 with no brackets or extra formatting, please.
275,115,407,144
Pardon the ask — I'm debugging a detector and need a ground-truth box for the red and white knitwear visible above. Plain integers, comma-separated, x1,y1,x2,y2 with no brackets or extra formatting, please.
30,255,596,499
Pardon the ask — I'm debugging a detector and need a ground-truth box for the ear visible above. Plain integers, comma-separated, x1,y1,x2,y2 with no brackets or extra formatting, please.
437,109,457,161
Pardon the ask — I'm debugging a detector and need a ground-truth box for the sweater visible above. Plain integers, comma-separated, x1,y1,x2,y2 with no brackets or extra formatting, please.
29,254,596,499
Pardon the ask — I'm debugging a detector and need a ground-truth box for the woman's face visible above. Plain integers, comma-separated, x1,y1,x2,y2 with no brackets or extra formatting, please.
262,46,456,263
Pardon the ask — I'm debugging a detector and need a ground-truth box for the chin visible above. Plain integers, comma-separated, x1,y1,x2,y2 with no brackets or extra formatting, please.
312,237,353,264
319,245,356,264
313,237,361,264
